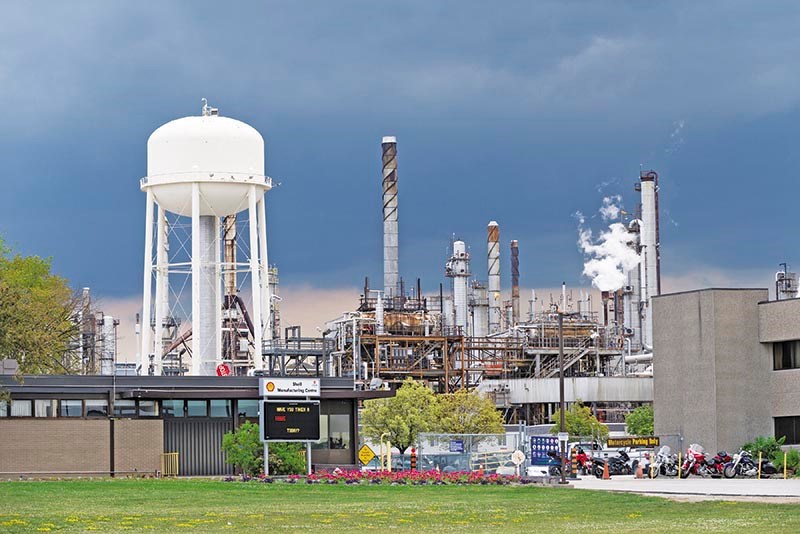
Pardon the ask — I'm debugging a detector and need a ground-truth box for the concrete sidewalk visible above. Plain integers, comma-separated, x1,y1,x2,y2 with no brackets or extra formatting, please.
571,475,800,502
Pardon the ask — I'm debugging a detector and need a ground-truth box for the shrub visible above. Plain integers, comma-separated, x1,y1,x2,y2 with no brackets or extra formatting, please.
221,422,263,476
742,436,785,459
773,448,800,475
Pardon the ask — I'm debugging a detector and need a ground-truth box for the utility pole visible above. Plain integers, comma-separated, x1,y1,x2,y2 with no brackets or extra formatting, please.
557,307,579,485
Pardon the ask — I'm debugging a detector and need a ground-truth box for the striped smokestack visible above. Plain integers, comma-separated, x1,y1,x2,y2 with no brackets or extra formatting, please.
488,221,501,333
510,239,520,325
382,136,399,299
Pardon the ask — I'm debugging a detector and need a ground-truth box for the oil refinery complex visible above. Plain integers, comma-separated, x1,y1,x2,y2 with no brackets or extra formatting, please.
6,102,800,478
110,103,658,425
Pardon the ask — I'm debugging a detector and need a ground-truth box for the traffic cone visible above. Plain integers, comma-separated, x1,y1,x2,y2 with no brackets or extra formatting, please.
603,461,610,480
636,462,643,479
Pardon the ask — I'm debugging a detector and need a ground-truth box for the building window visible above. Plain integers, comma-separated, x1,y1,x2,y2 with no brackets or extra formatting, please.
162,400,185,417
139,401,158,417
114,400,137,417
10,400,32,417
329,414,350,450
35,399,57,418
773,341,800,370
85,399,109,417
210,400,231,418
186,400,208,417
775,416,800,445
59,400,83,417
237,400,259,418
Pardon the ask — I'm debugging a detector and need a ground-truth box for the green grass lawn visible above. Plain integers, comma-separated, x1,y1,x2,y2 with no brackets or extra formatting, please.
0,479,798,532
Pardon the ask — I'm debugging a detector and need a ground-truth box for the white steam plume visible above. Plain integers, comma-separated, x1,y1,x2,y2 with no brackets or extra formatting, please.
578,198,640,291
599,195,622,221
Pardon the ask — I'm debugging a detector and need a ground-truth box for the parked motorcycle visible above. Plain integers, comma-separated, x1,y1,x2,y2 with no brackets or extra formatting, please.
647,445,679,478
680,443,717,478
705,450,733,477
593,450,633,478
723,449,778,478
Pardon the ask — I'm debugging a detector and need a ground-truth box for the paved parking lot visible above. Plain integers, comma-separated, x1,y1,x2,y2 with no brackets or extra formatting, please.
572,475,800,502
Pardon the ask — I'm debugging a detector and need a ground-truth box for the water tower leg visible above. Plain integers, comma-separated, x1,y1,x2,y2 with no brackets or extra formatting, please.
248,186,263,369
257,197,271,342
153,205,167,376
140,190,154,376
191,183,201,376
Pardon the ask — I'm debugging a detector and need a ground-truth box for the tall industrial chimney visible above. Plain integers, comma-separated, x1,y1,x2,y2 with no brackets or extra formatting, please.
639,170,660,349
382,136,399,300
487,221,501,333
510,240,520,325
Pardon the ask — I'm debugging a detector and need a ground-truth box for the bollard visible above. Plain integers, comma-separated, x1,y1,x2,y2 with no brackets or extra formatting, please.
785,452,788,480
410,448,417,472
636,462,643,479
650,463,655,479
602,460,610,480
678,452,682,479
570,448,578,479
478,464,484,476
758,451,762,480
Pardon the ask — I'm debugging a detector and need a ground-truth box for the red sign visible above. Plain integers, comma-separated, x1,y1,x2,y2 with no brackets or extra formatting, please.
216,363,231,376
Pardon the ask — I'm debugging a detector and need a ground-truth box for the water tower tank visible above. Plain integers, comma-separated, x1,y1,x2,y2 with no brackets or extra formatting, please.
142,110,269,216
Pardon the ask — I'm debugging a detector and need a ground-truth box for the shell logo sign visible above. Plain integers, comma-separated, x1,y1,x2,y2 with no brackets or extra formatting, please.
259,377,321,398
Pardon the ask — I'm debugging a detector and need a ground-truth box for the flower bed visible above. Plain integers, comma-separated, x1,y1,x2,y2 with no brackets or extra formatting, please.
243,469,519,485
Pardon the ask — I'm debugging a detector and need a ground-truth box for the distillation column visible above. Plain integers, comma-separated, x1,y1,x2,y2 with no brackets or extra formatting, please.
446,240,471,333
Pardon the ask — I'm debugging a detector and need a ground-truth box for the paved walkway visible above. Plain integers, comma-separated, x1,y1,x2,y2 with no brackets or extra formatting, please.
571,475,800,502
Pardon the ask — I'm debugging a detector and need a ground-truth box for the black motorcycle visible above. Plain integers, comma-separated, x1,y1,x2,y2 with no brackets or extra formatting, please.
593,450,633,477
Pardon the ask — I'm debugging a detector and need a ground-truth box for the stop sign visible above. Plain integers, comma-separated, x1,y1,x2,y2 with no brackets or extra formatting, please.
216,363,231,376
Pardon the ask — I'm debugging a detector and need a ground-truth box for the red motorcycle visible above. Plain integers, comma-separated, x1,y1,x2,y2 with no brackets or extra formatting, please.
680,444,718,478
706,450,732,476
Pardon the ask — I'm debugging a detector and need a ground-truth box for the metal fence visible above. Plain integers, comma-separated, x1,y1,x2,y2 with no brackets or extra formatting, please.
417,433,523,473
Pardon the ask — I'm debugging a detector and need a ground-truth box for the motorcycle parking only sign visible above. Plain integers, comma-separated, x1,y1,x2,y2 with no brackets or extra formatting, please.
607,437,660,448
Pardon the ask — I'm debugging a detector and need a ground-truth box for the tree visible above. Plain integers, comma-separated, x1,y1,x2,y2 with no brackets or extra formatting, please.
550,400,609,441
221,421,263,476
0,238,79,374
433,389,505,435
361,378,437,454
625,405,654,436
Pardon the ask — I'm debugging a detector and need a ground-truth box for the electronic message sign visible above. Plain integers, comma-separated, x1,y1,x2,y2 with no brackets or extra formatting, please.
262,401,320,441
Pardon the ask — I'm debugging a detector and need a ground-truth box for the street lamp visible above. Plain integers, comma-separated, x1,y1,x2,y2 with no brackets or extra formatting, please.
554,305,579,484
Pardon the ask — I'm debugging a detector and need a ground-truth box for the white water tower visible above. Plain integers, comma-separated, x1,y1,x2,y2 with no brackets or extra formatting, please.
139,100,272,375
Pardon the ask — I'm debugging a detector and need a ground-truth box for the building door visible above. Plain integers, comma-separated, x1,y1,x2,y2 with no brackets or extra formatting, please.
163,418,234,476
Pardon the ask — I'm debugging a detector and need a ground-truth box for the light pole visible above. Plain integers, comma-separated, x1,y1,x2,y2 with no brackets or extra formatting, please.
556,307,579,484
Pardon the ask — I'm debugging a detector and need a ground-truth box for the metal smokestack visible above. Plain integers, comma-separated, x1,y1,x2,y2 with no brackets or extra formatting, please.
382,136,399,299
487,221,501,333
510,239,520,325
639,170,659,349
